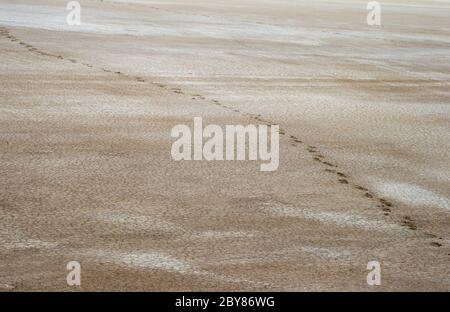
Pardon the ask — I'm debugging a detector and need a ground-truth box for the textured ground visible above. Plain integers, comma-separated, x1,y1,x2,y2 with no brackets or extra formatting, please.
0,0,449,291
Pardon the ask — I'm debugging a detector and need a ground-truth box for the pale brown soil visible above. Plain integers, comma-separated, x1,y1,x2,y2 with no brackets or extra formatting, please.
0,0,449,291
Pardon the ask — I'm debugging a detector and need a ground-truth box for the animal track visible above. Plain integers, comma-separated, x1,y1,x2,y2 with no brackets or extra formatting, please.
424,232,437,238
0,27,154,85
291,137,303,143
379,198,392,207
2,25,447,250
355,185,368,191
401,216,417,231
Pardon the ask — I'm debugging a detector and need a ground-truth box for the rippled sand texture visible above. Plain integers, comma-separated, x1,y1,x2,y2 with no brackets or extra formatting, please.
0,0,449,291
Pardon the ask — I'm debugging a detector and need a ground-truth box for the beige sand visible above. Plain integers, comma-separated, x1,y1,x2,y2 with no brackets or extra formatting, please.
0,0,449,291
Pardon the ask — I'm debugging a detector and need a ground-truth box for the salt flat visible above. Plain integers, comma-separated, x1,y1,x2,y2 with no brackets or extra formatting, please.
0,0,449,291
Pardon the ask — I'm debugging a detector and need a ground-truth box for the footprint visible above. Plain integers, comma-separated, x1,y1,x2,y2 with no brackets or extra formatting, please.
379,198,392,207
401,216,417,230
1,33,407,232
364,192,374,199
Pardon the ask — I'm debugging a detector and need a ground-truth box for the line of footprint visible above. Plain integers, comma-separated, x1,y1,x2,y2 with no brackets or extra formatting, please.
0,27,147,84
0,26,446,251
210,95,446,249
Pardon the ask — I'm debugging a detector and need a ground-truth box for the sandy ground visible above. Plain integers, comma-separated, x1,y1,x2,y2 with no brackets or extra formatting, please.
0,0,449,291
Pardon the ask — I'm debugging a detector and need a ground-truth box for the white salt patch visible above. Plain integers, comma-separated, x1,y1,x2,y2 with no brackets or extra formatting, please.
0,4,138,36
213,245,354,266
80,248,264,286
95,212,183,233
82,249,191,273
192,230,259,239
2,239,58,250
0,3,323,44
374,181,450,211
263,202,402,232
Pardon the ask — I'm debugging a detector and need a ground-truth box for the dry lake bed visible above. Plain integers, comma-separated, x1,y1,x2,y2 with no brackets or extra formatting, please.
0,0,449,291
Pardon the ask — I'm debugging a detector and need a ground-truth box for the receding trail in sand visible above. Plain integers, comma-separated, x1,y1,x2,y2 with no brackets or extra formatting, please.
0,0,449,291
